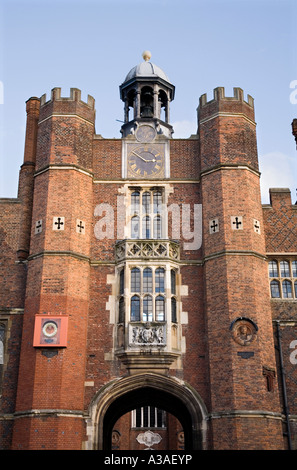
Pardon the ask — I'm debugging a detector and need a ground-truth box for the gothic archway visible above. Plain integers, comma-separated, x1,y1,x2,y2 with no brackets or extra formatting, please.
86,373,208,450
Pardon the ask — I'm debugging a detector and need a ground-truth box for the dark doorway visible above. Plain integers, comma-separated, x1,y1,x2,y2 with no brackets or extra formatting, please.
102,386,198,450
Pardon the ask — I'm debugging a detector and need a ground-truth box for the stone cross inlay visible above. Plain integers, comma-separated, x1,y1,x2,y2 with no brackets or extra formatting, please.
253,219,260,234
76,219,85,234
231,216,242,230
53,217,65,231
35,219,42,234
209,219,219,233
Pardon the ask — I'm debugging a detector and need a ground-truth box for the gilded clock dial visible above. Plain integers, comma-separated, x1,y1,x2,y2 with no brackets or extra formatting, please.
128,145,164,177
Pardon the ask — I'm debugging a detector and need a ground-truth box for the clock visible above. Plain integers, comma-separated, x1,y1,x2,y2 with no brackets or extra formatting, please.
33,315,68,347
136,125,156,143
127,145,164,178
42,321,58,338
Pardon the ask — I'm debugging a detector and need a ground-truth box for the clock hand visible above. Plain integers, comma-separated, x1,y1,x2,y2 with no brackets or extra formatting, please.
132,150,148,162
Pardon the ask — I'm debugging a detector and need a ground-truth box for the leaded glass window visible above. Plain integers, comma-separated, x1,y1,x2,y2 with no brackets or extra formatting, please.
143,295,153,321
131,268,141,292
280,261,290,277
171,297,177,323
282,280,293,298
130,188,164,239
155,268,165,293
269,261,278,278
155,295,165,321
143,268,153,292
270,280,280,298
131,295,140,321
268,260,297,299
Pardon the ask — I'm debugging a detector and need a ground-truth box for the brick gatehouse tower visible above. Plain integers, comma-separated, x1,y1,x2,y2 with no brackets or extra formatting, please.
1,52,297,450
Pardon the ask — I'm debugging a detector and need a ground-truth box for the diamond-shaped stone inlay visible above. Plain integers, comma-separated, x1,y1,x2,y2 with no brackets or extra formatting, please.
115,240,180,262
130,244,141,255
142,243,153,257
156,244,167,256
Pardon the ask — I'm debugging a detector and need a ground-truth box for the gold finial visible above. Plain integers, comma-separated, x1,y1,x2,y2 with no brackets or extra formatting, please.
142,50,152,62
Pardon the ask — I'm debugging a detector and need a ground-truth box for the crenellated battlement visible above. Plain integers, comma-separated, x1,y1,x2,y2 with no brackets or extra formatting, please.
38,87,96,125
199,87,254,109
40,87,95,109
198,86,258,171
197,86,255,125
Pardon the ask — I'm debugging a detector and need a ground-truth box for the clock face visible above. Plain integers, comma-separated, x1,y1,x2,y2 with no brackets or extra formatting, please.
127,145,164,178
42,321,58,338
136,125,156,143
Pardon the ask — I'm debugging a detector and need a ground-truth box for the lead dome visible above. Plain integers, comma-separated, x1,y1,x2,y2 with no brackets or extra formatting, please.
124,51,172,84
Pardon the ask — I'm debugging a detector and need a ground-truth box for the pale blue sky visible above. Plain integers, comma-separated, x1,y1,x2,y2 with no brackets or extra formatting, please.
0,0,296,203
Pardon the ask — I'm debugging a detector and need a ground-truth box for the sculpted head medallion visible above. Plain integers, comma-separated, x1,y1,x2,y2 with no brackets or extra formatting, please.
230,317,258,346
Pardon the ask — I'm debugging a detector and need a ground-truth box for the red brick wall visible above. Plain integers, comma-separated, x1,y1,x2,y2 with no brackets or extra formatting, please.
10,91,95,450
169,139,200,178
263,189,297,252
1,86,293,450
93,139,122,180
263,189,297,449
199,90,283,449
0,199,26,449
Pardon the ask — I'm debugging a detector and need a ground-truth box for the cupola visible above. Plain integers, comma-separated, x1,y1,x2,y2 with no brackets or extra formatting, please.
119,51,175,138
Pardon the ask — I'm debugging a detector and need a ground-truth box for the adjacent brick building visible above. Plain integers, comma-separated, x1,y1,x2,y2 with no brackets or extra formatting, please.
1,52,297,450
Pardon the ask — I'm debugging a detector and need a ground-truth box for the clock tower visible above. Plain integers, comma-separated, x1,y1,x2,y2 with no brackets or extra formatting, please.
120,51,175,179
114,53,181,375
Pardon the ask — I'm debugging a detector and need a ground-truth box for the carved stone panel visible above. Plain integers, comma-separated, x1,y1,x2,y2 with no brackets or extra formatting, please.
129,323,166,347
136,430,162,449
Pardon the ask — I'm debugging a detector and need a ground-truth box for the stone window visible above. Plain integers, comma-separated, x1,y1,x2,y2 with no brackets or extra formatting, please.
119,297,125,323
120,269,124,295
270,280,281,298
143,268,153,292
155,268,165,293
131,215,140,239
268,259,297,299
171,269,176,294
280,261,290,278
282,280,293,298
129,267,165,322
117,264,178,326
269,260,279,278
171,269,177,323
143,295,153,322
171,297,177,323
131,295,140,321
132,406,166,429
155,296,165,321
130,189,164,239
131,267,141,292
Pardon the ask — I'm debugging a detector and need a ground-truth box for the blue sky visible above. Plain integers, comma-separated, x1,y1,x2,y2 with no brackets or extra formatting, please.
0,0,296,203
